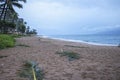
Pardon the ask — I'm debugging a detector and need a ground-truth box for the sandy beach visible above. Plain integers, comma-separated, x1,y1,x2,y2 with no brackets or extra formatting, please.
0,36,120,80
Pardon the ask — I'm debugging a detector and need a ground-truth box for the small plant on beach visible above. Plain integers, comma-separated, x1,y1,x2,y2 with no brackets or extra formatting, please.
64,45,87,48
10,34,22,38
17,44,30,47
0,55,8,58
0,34,15,49
56,50,80,61
18,61,44,80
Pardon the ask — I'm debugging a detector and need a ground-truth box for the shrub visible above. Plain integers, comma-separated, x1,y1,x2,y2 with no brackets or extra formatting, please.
56,50,80,61
10,34,22,38
0,34,15,49
0,55,8,58
18,61,44,80
17,44,30,47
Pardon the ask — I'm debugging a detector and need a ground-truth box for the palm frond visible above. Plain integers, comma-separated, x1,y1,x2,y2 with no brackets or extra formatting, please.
0,3,4,6
12,2,23,8
19,0,26,3
9,5,16,12
0,0,5,2
12,0,26,3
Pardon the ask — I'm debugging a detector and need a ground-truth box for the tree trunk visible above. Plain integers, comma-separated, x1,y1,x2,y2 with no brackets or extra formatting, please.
12,14,15,23
3,6,8,21
0,3,7,20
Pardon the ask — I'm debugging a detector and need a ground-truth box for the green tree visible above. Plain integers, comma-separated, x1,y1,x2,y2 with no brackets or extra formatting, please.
0,0,26,20
32,29,37,34
18,24,26,34
0,0,26,33
0,20,16,33
11,12,18,23
26,26,30,34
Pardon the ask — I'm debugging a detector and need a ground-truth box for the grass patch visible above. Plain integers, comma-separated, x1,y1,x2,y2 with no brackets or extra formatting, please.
10,34,29,38
56,50,80,61
0,34,15,49
10,34,22,38
64,45,87,48
18,61,44,80
0,55,8,58
17,44,30,47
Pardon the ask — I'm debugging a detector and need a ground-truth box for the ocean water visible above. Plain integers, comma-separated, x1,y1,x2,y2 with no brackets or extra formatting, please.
49,34,120,46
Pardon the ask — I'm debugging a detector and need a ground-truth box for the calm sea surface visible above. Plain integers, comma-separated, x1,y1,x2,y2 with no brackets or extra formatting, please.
49,34,120,46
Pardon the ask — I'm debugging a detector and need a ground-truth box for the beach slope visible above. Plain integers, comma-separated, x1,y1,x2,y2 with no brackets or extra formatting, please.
0,36,120,80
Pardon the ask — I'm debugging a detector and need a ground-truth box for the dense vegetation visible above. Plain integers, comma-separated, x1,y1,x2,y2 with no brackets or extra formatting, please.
0,0,37,35
0,34,15,49
0,0,26,21
0,0,37,50
0,20,16,33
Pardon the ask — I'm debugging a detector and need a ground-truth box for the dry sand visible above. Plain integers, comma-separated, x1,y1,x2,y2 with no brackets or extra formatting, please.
0,36,120,80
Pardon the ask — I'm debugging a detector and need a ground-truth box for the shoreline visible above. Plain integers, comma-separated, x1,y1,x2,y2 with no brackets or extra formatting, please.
38,35,118,47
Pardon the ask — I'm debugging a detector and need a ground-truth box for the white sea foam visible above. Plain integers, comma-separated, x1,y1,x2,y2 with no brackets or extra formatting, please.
38,35,118,46
48,37,117,46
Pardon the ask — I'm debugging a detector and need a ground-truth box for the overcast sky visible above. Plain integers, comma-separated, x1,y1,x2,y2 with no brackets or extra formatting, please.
16,0,120,35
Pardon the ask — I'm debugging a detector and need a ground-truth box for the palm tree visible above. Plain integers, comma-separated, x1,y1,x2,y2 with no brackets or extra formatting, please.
0,0,7,20
0,0,26,33
0,0,26,20
11,12,18,23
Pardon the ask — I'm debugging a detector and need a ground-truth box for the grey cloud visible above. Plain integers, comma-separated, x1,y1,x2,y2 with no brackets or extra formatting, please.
17,0,120,35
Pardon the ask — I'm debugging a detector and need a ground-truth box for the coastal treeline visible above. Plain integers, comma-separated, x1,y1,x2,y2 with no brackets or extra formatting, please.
0,0,37,49
0,0,37,35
